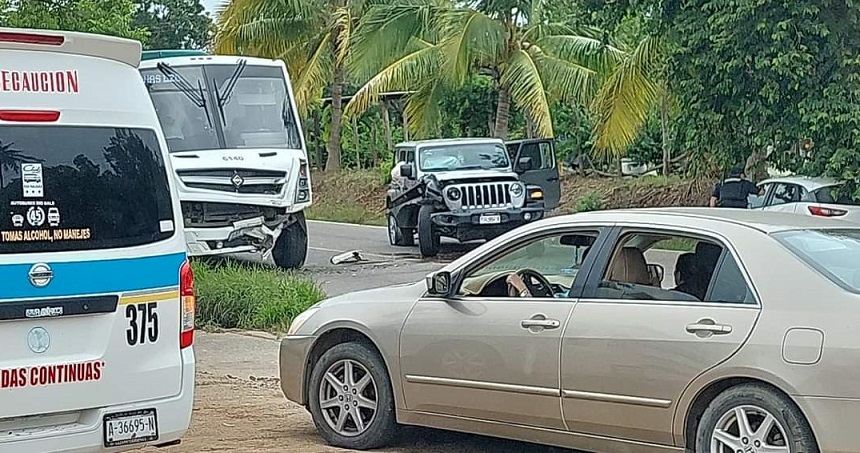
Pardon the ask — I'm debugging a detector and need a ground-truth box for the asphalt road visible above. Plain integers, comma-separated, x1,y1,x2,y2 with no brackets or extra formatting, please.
304,220,481,296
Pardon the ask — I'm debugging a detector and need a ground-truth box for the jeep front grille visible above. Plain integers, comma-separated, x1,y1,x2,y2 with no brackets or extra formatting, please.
457,182,513,209
176,169,287,195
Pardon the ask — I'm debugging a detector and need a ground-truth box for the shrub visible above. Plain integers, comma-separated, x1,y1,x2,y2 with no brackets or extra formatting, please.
192,260,326,331
575,190,604,212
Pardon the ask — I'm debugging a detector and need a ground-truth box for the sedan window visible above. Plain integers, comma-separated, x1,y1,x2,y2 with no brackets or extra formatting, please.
590,232,754,304
458,231,599,298
773,228,860,293
770,183,801,206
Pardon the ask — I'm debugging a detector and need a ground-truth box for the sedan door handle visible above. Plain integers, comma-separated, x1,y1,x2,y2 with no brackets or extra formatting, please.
686,319,733,336
521,314,560,330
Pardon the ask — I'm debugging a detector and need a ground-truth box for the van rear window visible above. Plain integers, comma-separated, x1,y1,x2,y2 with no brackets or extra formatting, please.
0,126,175,253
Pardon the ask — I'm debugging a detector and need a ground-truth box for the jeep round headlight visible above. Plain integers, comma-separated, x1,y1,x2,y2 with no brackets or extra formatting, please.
446,187,461,200
509,182,525,197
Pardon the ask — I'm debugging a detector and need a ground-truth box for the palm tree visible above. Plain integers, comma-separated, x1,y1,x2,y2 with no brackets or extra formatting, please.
214,0,380,171
589,33,672,173
344,0,623,140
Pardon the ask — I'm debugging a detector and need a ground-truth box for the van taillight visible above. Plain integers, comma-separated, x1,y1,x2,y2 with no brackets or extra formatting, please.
179,260,195,349
808,205,848,217
0,110,60,122
0,31,64,46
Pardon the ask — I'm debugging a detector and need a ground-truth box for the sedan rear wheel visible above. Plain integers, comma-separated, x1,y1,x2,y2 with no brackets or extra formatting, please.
308,342,397,450
695,383,818,453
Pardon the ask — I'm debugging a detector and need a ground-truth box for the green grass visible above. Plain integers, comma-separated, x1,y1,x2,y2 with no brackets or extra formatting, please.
306,201,385,226
651,237,697,251
192,260,326,332
575,190,604,212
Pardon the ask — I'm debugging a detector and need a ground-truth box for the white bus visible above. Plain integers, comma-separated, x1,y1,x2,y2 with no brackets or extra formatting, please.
0,28,194,452
139,51,312,269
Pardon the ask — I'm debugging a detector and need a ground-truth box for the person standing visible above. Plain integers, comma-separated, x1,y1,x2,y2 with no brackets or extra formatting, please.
709,165,762,208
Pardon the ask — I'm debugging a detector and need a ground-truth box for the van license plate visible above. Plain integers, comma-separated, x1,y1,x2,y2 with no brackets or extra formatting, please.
479,214,501,225
104,409,158,447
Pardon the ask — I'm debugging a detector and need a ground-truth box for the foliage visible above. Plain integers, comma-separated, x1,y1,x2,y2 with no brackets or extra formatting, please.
0,0,149,42
575,190,604,212
193,259,325,331
665,0,860,188
344,0,624,139
132,0,213,50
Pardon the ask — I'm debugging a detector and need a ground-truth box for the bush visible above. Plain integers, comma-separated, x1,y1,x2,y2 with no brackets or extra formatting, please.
192,260,326,331
575,190,604,212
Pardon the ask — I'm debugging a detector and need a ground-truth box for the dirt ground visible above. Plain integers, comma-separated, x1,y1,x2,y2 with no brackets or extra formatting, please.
138,332,571,453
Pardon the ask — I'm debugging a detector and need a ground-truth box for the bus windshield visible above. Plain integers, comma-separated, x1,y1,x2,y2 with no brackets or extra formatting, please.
140,63,302,153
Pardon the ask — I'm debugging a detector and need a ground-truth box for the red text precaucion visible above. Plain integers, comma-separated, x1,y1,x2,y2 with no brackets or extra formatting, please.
0,70,80,93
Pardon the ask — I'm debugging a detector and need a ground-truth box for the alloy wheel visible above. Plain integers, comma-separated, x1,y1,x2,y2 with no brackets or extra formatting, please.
711,405,790,453
318,359,379,437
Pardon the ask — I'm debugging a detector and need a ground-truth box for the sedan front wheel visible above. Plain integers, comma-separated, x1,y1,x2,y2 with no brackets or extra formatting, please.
308,342,397,450
695,383,818,453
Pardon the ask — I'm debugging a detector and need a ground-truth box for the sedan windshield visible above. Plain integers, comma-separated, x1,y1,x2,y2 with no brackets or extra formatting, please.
419,143,510,172
772,228,860,293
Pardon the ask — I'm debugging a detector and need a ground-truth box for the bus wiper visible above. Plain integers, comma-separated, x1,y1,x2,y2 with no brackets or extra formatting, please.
156,62,213,128
213,59,247,125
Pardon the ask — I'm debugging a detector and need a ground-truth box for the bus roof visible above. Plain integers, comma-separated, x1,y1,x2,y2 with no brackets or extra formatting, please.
141,49,208,60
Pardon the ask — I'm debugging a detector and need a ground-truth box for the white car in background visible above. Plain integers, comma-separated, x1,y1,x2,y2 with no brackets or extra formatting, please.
750,176,860,222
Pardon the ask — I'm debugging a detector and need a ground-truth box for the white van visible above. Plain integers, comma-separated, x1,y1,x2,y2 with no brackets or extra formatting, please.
0,28,195,452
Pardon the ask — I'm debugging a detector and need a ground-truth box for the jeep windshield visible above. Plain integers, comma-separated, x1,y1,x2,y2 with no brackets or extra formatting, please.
141,63,302,153
418,143,510,172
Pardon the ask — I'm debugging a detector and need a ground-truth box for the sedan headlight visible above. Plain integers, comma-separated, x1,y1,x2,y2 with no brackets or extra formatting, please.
287,307,319,336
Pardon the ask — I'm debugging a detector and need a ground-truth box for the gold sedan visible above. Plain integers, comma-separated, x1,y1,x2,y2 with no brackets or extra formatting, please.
280,207,860,453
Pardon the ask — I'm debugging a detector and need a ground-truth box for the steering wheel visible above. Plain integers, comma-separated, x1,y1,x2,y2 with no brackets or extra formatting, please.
508,268,554,298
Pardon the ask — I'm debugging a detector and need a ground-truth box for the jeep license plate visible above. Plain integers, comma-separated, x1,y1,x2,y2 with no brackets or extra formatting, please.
479,213,501,225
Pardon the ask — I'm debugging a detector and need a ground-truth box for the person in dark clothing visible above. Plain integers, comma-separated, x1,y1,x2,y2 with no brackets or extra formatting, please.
709,165,762,208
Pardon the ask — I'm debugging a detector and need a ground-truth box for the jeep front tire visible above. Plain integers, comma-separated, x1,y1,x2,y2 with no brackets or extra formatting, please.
417,205,440,257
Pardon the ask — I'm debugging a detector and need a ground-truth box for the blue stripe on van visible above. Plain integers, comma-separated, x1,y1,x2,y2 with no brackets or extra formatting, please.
0,252,187,300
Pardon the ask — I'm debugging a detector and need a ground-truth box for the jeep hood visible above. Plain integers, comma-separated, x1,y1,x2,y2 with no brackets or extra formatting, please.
429,168,518,182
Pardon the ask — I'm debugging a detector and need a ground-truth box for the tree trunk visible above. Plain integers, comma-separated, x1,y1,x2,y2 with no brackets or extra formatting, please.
493,86,511,139
525,113,535,139
381,99,392,152
660,94,670,176
353,115,361,170
313,109,323,168
325,63,345,172
370,119,379,166
401,101,410,141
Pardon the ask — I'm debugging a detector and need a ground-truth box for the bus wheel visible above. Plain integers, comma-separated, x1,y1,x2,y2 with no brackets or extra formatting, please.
274,211,308,269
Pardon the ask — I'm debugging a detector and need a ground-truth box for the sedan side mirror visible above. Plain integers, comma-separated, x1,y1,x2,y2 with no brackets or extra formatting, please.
426,271,452,296
400,164,414,179
516,156,533,173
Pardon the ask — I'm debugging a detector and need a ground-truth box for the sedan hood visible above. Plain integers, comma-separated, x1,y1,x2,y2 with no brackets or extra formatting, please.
317,281,427,309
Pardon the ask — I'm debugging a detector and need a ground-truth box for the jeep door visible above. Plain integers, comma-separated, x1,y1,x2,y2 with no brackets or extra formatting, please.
512,139,560,210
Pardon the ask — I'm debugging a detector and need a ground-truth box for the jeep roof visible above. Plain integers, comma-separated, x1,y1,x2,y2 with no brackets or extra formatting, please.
395,137,505,149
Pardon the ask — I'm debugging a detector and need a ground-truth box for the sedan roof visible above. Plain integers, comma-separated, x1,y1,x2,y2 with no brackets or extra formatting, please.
757,176,838,191
541,207,859,233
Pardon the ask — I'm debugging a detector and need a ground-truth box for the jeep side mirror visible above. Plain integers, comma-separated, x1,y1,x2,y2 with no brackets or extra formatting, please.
516,156,533,172
400,164,414,179
426,271,452,296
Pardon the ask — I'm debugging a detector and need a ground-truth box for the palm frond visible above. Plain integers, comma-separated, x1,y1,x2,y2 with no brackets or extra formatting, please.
437,8,505,85
530,44,597,105
293,33,334,117
405,78,449,138
348,2,444,82
333,7,353,66
537,34,626,78
590,35,665,157
343,44,442,117
214,0,321,57
502,48,553,138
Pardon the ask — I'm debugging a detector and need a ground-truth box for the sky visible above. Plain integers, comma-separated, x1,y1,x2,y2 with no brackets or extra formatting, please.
202,0,220,16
